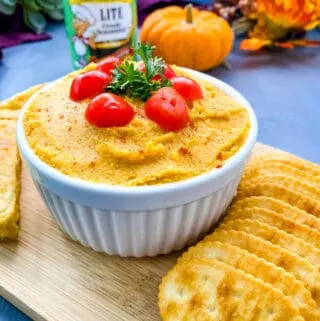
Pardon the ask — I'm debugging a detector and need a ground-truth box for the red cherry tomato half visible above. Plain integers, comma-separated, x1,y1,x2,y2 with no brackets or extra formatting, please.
97,56,121,75
138,63,176,80
170,76,203,101
145,87,189,131
70,71,111,101
85,93,134,127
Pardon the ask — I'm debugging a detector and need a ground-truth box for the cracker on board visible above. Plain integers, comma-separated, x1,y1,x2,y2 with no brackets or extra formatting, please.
235,182,320,218
205,229,320,307
158,152,320,320
178,240,319,321
242,162,320,187
239,173,320,202
229,196,320,231
159,258,303,321
219,218,320,270
0,84,44,240
223,207,320,249
250,153,320,177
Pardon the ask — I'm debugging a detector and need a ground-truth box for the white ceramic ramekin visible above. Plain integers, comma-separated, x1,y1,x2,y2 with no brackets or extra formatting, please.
17,69,258,257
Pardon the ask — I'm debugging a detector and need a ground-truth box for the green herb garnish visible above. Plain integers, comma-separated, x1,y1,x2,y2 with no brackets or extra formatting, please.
106,43,171,101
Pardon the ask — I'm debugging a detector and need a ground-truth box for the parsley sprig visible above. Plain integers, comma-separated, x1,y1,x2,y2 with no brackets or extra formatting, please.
106,43,171,101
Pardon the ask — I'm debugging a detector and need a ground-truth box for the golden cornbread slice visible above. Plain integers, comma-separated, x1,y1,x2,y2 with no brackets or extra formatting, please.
229,196,320,231
240,174,320,202
0,84,44,240
159,258,303,321
205,230,320,306
0,84,44,110
224,207,320,249
0,109,20,120
220,218,320,270
179,241,318,321
235,182,320,217
0,84,44,120
0,119,21,240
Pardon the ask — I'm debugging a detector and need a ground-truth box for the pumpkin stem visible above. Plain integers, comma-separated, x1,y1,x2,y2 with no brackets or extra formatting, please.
221,61,232,70
186,4,193,24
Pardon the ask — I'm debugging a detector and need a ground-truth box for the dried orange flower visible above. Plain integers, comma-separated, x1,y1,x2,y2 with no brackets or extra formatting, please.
240,0,320,50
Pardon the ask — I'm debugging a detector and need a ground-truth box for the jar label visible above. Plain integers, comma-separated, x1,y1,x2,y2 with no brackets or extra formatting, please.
87,3,133,44
63,0,137,69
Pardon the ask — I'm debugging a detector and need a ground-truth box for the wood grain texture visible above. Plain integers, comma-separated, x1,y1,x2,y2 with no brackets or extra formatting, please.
0,143,274,321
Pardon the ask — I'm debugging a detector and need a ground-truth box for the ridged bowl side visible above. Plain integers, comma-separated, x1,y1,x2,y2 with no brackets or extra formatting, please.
32,177,240,257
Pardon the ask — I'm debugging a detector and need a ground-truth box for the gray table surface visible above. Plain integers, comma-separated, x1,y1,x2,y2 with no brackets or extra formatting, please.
0,22,319,321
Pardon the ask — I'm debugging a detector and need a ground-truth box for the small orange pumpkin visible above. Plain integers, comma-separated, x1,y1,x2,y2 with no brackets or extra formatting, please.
140,5,234,71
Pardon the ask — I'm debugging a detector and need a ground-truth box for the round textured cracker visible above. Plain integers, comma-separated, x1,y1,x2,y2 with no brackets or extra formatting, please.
220,218,320,271
159,258,303,321
205,229,320,308
228,196,320,232
250,153,320,177
235,182,320,218
223,207,320,250
242,162,320,188
239,173,320,202
179,240,318,321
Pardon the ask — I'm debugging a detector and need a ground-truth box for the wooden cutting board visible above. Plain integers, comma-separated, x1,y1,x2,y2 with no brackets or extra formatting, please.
0,143,276,321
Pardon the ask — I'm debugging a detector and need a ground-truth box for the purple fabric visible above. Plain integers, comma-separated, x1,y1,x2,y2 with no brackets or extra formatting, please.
138,0,178,11
0,32,51,50
0,5,51,58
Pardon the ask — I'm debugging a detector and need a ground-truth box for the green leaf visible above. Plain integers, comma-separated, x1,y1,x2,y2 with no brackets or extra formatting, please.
34,0,64,20
43,0,61,4
43,7,64,20
2,0,17,7
107,43,171,101
22,0,40,11
0,1,16,15
23,7,46,33
134,43,154,80
35,0,55,11
40,0,63,10
57,1,63,10
134,43,166,81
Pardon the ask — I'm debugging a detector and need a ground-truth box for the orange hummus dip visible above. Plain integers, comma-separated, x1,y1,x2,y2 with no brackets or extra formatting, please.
23,65,250,186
